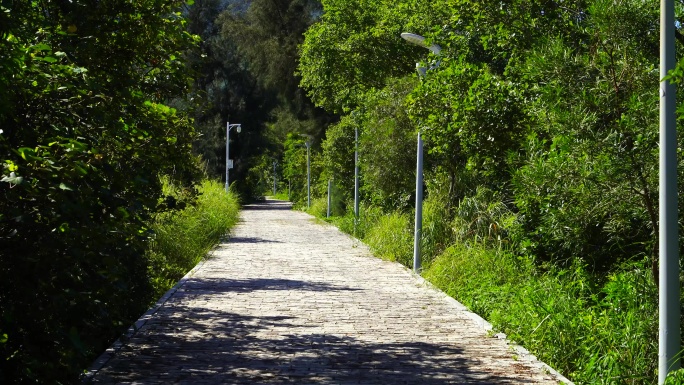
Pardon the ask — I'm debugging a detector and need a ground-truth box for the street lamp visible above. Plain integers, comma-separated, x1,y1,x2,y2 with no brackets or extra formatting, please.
225,122,241,192
401,32,441,274
659,1,680,382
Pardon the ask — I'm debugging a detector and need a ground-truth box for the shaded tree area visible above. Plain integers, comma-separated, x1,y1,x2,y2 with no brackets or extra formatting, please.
0,1,201,383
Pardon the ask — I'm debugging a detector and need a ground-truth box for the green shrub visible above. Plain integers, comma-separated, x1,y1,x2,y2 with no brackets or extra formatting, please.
452,186,514,246
329,202,384,240
147,179,240,298
666,369,684,385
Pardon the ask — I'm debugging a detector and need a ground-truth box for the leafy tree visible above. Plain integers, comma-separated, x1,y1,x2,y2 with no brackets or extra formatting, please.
0,1,199,382
509,0,663,272
359,77,419,211
189,0,333,198
298,0,423,113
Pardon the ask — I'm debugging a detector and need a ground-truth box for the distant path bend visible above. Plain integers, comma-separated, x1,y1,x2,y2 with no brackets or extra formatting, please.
86,198,570,384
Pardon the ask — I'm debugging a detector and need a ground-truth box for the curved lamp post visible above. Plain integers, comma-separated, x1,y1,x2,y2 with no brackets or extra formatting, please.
225,122,242,192
401,32,441,274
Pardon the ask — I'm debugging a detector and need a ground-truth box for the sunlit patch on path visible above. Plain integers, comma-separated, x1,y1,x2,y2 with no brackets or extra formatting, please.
84,199,570,384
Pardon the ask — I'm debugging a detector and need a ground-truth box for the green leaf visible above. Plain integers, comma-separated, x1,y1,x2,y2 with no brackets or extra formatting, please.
59,183,73,191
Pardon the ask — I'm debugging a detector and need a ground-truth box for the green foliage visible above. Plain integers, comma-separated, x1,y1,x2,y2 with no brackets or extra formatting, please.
306,197,330,219
452,187,513,246
0,1,201,383
420,199,454,266
359,77,419,211
321,116,357,204
298,0,424,113
666,369,684,385
147,179,240,298
222,0,322,109
425,247,658,384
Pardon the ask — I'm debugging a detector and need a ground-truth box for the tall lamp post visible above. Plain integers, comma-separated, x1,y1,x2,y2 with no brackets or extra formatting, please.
659,1,680,383
401,32,441,274
305,141,311,208
225,122,242,192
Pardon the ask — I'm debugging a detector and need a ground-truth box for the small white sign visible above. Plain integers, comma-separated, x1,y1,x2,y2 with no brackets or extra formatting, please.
227,159,234,169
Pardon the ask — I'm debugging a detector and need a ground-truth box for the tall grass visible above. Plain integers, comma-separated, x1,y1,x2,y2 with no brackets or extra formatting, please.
146,179,240,298
424,244,658,384
363,211,413,266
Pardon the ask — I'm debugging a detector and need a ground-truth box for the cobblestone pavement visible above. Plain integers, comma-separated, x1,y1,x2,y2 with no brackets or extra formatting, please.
86,199,570,384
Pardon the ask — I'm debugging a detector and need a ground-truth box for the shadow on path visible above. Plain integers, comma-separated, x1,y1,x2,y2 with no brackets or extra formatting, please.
179,277,362,294
243,200,292,211
89,275,535,384
91,306,533,384
227,236,284,244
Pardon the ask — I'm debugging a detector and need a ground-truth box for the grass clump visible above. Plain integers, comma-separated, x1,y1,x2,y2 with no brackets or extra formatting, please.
363,211,413,266
306,196,329,219
146,178,240,298
424,244,658,384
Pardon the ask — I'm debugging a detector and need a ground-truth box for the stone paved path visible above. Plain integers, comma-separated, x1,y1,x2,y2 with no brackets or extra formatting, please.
85,199,570,384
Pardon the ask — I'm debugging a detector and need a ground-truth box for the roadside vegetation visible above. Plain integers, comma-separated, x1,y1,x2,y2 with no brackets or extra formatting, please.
147,179,240,299
0,2,241,383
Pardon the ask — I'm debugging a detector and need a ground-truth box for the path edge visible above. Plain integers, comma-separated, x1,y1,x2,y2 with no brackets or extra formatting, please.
80,256,210,383
414,274,575,385
309,210,575,385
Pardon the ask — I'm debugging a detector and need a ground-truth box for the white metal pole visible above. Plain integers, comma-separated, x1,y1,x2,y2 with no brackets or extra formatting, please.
327,179,332,218
355,125,360,221
273,161,277,196
659,1,680,383
307,142,311,208
413,131,424,273
225,122,230,192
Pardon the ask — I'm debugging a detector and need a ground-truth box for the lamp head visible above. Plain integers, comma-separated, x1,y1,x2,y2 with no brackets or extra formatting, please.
236,126,242,133
400,32,441,55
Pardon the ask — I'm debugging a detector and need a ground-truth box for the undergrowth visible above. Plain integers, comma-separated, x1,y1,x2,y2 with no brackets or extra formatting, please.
146,178,240,299
424,244,658,384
